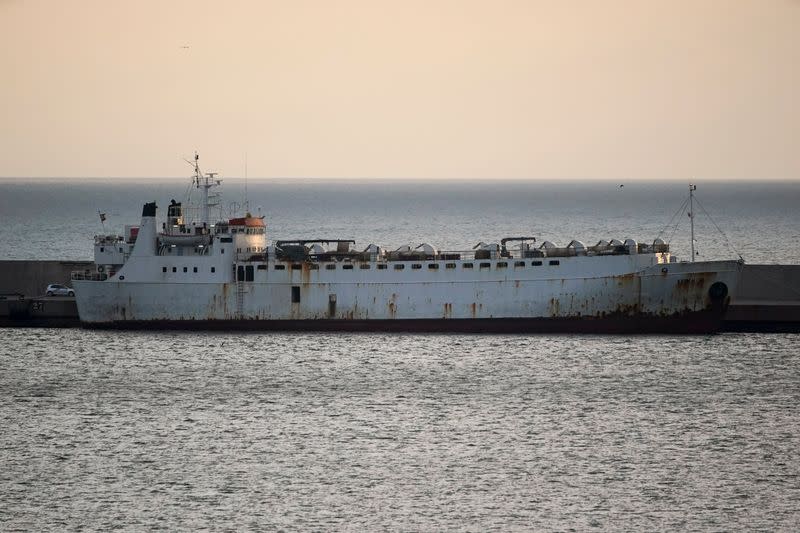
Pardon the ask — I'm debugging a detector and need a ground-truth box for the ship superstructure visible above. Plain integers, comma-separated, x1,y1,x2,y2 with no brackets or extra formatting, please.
72,157,742,332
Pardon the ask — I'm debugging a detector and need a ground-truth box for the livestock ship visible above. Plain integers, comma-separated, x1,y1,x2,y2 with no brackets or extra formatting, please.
72,157,742,333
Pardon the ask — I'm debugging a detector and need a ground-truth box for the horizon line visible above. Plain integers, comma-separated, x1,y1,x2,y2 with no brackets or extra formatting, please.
2,176,798,182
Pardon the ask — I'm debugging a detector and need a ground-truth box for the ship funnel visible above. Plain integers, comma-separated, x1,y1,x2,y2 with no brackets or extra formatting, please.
131,202,158,256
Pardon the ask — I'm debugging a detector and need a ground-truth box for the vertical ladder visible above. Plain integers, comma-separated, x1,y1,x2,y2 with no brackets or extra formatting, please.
236,279,245,317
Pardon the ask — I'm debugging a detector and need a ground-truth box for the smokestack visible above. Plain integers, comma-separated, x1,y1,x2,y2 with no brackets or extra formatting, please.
131,202,158,257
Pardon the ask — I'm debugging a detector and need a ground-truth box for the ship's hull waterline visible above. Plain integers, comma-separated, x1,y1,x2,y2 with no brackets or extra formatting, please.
73,260,741,333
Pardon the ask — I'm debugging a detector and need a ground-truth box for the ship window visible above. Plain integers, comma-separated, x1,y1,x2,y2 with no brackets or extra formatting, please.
211,267,216,273
221,249,225,254
497,262,508,268
549,260,560,266
309,264,319,270
245,265,254,281
162,267,167,273
172,267,177,273
119,276,124,280
119,247,123,253
193,267,197,273
411,264,422,270
257,265,267,270
532,260,542,266
291,264,302,270
377,264,387,270
463,263,474,269
220,237,232,243
479,262,490,268
291,286,300,303
445,263,456,269
343,264,353,270
183,267,188,273
428,264,439,270
326,264,336,270
360,264,370,269
100,247,104,252
394,264,405,270
514,261,525,267
274,264,285,270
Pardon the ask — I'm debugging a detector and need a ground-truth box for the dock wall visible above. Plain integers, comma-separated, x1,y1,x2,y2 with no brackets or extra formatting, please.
722,264,800,331
0,260,92,298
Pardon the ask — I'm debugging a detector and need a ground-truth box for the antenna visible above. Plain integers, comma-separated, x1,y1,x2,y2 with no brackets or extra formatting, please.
689,184,697,262
183,152,222,225
244,152,249,212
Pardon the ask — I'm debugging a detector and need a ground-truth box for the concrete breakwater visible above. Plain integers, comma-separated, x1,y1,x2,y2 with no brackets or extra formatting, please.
0,260,91,327
723,264,800,332
1,260,798,331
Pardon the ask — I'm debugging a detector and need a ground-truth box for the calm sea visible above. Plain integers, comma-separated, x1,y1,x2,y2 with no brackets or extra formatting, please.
1,179,799,531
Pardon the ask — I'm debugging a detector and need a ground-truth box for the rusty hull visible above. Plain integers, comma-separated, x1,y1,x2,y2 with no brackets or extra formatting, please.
73,258,742,334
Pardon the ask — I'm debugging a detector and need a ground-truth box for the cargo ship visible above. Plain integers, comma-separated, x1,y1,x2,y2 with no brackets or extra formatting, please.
72,156,742,333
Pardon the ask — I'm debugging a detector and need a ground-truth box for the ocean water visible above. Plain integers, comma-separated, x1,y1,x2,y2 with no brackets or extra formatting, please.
1,179,799,531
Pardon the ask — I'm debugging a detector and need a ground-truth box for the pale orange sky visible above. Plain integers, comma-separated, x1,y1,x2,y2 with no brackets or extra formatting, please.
1,0,798,179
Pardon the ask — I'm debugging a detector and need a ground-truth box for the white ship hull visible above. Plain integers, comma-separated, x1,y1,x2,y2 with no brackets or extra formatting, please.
73,256,741,333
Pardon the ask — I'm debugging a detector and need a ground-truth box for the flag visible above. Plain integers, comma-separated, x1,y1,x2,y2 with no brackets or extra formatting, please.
99,211,107,222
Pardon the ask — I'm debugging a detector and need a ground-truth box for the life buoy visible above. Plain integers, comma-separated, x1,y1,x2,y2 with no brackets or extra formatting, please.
97,265,105,273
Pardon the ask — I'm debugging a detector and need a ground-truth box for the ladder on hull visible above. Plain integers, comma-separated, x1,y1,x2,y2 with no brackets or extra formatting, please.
236,279,245,318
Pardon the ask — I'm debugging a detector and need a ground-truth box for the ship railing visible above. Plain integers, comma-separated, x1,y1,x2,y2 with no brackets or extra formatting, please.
71,271,108,281
94,234,125,243
236,243,671,264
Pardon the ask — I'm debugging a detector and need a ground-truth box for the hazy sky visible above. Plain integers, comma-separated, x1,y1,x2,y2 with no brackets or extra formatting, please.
1,0,798,179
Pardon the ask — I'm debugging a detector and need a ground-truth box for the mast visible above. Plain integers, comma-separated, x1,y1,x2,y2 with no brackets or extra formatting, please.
191,152,221,226
689,184,697,262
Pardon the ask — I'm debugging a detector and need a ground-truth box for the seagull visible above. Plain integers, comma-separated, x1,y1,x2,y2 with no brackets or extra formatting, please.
180,45,190,49
619,184,624,188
